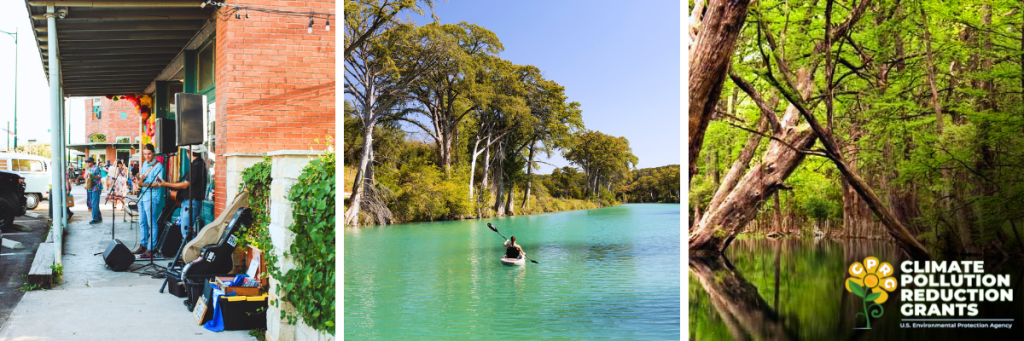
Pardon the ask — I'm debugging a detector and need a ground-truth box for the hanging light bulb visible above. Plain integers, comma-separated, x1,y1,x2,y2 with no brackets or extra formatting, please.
325,19,330,31
308,18,313,33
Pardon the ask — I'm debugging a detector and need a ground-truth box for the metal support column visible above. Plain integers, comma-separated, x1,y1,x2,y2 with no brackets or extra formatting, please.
46,5,64,264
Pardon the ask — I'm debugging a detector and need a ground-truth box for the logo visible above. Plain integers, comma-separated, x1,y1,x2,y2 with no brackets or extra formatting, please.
845,256,898,329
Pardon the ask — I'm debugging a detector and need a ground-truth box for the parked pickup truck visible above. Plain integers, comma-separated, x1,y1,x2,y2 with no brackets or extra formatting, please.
0,170,28,231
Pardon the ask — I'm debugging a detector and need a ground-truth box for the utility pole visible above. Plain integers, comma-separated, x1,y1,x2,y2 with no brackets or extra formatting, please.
1,28,17,150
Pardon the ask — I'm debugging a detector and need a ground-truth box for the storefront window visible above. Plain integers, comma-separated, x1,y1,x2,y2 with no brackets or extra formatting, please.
198,42,215,91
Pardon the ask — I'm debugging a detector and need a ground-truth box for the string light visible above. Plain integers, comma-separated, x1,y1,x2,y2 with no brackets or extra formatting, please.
203,0,333,34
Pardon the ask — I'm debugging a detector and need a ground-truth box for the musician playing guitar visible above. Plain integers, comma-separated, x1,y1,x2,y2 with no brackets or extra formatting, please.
155,144,208,241
135,144,165,257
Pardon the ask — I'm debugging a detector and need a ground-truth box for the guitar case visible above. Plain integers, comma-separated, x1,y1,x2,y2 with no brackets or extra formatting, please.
181,207,253,277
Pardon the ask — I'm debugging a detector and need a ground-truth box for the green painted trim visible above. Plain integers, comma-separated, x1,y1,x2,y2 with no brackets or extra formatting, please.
200,86,215,102
156,81,170,120
184,50,198,94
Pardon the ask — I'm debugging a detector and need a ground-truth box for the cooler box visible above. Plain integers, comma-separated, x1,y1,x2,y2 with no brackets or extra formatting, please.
219,294,268,331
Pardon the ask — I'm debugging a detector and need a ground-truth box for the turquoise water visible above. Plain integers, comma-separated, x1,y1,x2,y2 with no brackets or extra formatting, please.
345,204,681,340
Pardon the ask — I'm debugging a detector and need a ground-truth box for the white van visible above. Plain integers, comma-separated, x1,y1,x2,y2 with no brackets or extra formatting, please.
0,153,51,209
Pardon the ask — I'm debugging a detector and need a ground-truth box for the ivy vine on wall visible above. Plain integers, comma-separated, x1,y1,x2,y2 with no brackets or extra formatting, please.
278,146,336,335
234,141,335,336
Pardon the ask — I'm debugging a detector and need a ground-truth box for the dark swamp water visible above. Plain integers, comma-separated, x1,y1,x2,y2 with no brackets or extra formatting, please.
689,237,1024,340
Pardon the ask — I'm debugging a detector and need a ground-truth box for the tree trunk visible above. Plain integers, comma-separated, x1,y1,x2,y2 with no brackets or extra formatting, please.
522,141,536,210
469,137,482,199
772,192,782,234
707,116,768,214
692,202,702,231
505,182,515,216
840,129,877,239
689,0,753,183
479,135,493,217
920,7,944,134
343,121,376,226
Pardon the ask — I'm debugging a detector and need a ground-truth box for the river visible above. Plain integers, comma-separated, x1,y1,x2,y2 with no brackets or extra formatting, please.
345,204,681,340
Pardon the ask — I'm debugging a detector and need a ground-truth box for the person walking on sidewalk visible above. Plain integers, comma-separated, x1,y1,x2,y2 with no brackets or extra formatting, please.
134,144,165,257
156,145,208,240
84,157,103,224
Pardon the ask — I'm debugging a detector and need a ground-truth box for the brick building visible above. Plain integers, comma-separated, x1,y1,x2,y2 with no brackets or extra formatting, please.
23,2,334,339
212,0,335,216
75,97,141,165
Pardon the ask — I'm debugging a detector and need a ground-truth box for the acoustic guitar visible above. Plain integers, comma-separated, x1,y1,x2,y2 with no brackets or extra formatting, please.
166,176,185,208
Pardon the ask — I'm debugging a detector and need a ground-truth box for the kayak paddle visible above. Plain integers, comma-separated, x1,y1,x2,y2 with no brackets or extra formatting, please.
487,223,539,264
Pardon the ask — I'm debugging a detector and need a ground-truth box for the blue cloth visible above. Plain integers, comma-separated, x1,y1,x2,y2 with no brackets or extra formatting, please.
203,284,237,332
179,199,203,237
88,190,102,222
139,200,158,249
138,160,164,203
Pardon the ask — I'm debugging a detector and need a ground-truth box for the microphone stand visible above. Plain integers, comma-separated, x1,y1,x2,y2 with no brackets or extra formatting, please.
105,165,124,241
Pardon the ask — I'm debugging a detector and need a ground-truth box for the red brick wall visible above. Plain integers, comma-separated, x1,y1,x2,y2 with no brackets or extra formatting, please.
212,0,336,215
84,98,141,143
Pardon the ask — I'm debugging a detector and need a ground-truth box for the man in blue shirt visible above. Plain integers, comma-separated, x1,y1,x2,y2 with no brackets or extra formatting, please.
134,144,164,257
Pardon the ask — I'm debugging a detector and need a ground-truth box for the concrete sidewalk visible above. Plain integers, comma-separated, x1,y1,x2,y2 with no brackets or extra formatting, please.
0,191,253,340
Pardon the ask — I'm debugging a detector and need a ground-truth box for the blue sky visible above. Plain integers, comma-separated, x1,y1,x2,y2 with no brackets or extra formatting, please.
395,0,681,173
0,3,87,151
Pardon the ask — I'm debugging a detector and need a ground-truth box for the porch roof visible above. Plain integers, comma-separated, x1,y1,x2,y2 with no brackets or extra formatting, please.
22,0,214,97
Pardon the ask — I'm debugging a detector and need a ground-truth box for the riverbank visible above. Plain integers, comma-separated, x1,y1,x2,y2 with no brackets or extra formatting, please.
343,166,616,225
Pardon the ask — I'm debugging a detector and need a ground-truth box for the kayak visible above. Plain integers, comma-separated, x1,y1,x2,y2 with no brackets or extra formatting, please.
501,254,526,266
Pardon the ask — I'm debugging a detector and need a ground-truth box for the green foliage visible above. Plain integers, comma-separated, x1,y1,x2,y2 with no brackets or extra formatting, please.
692,0,1024,249
276,145,336,335
235,156,273,252
387,156,472,222
564,130,639,198
248,328,267,341
624,165,681,203
18,283,42,292
50,263,63,285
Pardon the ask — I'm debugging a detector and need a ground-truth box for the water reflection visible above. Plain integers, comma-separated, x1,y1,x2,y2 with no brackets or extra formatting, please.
690,238,1023,340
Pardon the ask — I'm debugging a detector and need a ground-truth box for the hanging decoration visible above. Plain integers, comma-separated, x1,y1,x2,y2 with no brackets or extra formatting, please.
102,92,155,146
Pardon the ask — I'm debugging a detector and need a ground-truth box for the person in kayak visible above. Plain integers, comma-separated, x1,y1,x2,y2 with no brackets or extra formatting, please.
504,236,525,259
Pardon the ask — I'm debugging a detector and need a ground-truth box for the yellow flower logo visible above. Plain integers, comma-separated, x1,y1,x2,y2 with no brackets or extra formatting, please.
845,256,896,329
845,256,898,303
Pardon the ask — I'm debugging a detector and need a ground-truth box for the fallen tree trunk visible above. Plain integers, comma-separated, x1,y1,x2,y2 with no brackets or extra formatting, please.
770,75,933,260
690,125,816,254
